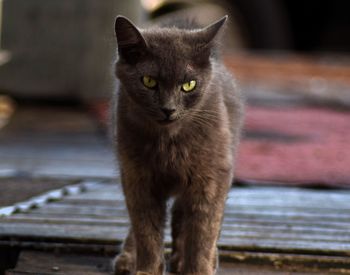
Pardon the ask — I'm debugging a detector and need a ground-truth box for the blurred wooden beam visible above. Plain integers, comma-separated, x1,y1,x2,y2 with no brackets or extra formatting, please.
225,52,350,108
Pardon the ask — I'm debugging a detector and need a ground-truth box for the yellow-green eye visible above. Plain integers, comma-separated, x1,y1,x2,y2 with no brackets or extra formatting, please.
181,80,196,92
142,76,157,89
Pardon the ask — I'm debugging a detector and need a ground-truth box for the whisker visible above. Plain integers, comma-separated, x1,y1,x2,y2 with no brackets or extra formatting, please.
190,112,220,122
187,114,216,128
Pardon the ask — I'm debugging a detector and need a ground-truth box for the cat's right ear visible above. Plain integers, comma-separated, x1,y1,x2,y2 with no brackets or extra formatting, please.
115,16,147,64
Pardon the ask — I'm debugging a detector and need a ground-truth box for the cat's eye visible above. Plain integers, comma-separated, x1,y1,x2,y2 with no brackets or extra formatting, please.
142,76,157,89
181,80,196,92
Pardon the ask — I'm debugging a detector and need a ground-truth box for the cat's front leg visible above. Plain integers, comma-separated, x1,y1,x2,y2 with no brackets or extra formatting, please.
180,176,231,275
123,176,167,275
170,200,219,275
169,199,185,273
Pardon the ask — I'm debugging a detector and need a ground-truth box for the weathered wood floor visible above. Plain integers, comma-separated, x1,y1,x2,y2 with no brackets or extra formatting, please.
6,251,332,275
2,181,350,255
1,180,350,274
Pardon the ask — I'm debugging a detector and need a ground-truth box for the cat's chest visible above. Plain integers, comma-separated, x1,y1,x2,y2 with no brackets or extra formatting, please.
142,136,192,170
121,130,200,176
118,121,219,181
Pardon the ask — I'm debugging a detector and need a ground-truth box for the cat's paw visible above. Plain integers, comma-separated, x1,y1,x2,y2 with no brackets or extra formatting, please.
168,253,182,274
112,252,135,275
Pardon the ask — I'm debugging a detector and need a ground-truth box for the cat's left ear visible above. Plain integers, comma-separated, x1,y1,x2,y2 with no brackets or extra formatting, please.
115,16,147,64
192,16,227,63
196,15,227,46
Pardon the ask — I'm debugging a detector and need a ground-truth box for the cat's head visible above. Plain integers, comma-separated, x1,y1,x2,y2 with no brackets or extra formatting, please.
114,15,227,126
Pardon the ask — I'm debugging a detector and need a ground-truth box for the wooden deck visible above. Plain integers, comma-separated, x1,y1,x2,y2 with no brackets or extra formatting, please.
1,179,350,274
3,181,350,255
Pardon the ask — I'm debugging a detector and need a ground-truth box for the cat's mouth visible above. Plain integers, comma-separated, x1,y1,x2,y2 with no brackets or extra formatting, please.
157,118,178,125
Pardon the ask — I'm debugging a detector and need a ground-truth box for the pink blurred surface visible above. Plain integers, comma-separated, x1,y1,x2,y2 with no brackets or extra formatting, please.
236,105,350,187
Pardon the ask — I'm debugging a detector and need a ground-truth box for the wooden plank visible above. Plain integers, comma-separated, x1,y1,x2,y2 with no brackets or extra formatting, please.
225,216,350,228
55,199,123,206
63,184,350,211
6,251,110,275
8,211,350,231
7,212,130,221
77,187,350,208
64,186,124,201
7,214,350,234
219,251,350,274
227,191,350,212
5,215,350,243
59,196,350,214
2,221,350,256
26,202,350,226
0,160,116,179
0,222,126,243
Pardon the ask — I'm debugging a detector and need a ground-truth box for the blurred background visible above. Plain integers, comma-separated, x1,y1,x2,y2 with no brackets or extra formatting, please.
0,0,350,201
2,0,350,100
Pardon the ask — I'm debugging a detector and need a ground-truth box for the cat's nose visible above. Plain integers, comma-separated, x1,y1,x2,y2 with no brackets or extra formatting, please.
161,107,176,118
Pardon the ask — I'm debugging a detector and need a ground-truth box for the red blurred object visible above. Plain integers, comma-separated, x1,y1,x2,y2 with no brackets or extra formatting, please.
88,101,110,126
236,105,350,187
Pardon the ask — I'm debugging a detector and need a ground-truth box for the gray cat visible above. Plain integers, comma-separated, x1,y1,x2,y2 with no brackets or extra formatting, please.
111,15,244,275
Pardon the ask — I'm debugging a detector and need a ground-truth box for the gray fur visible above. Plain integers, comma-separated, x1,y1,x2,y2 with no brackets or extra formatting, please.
111,15,244,275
